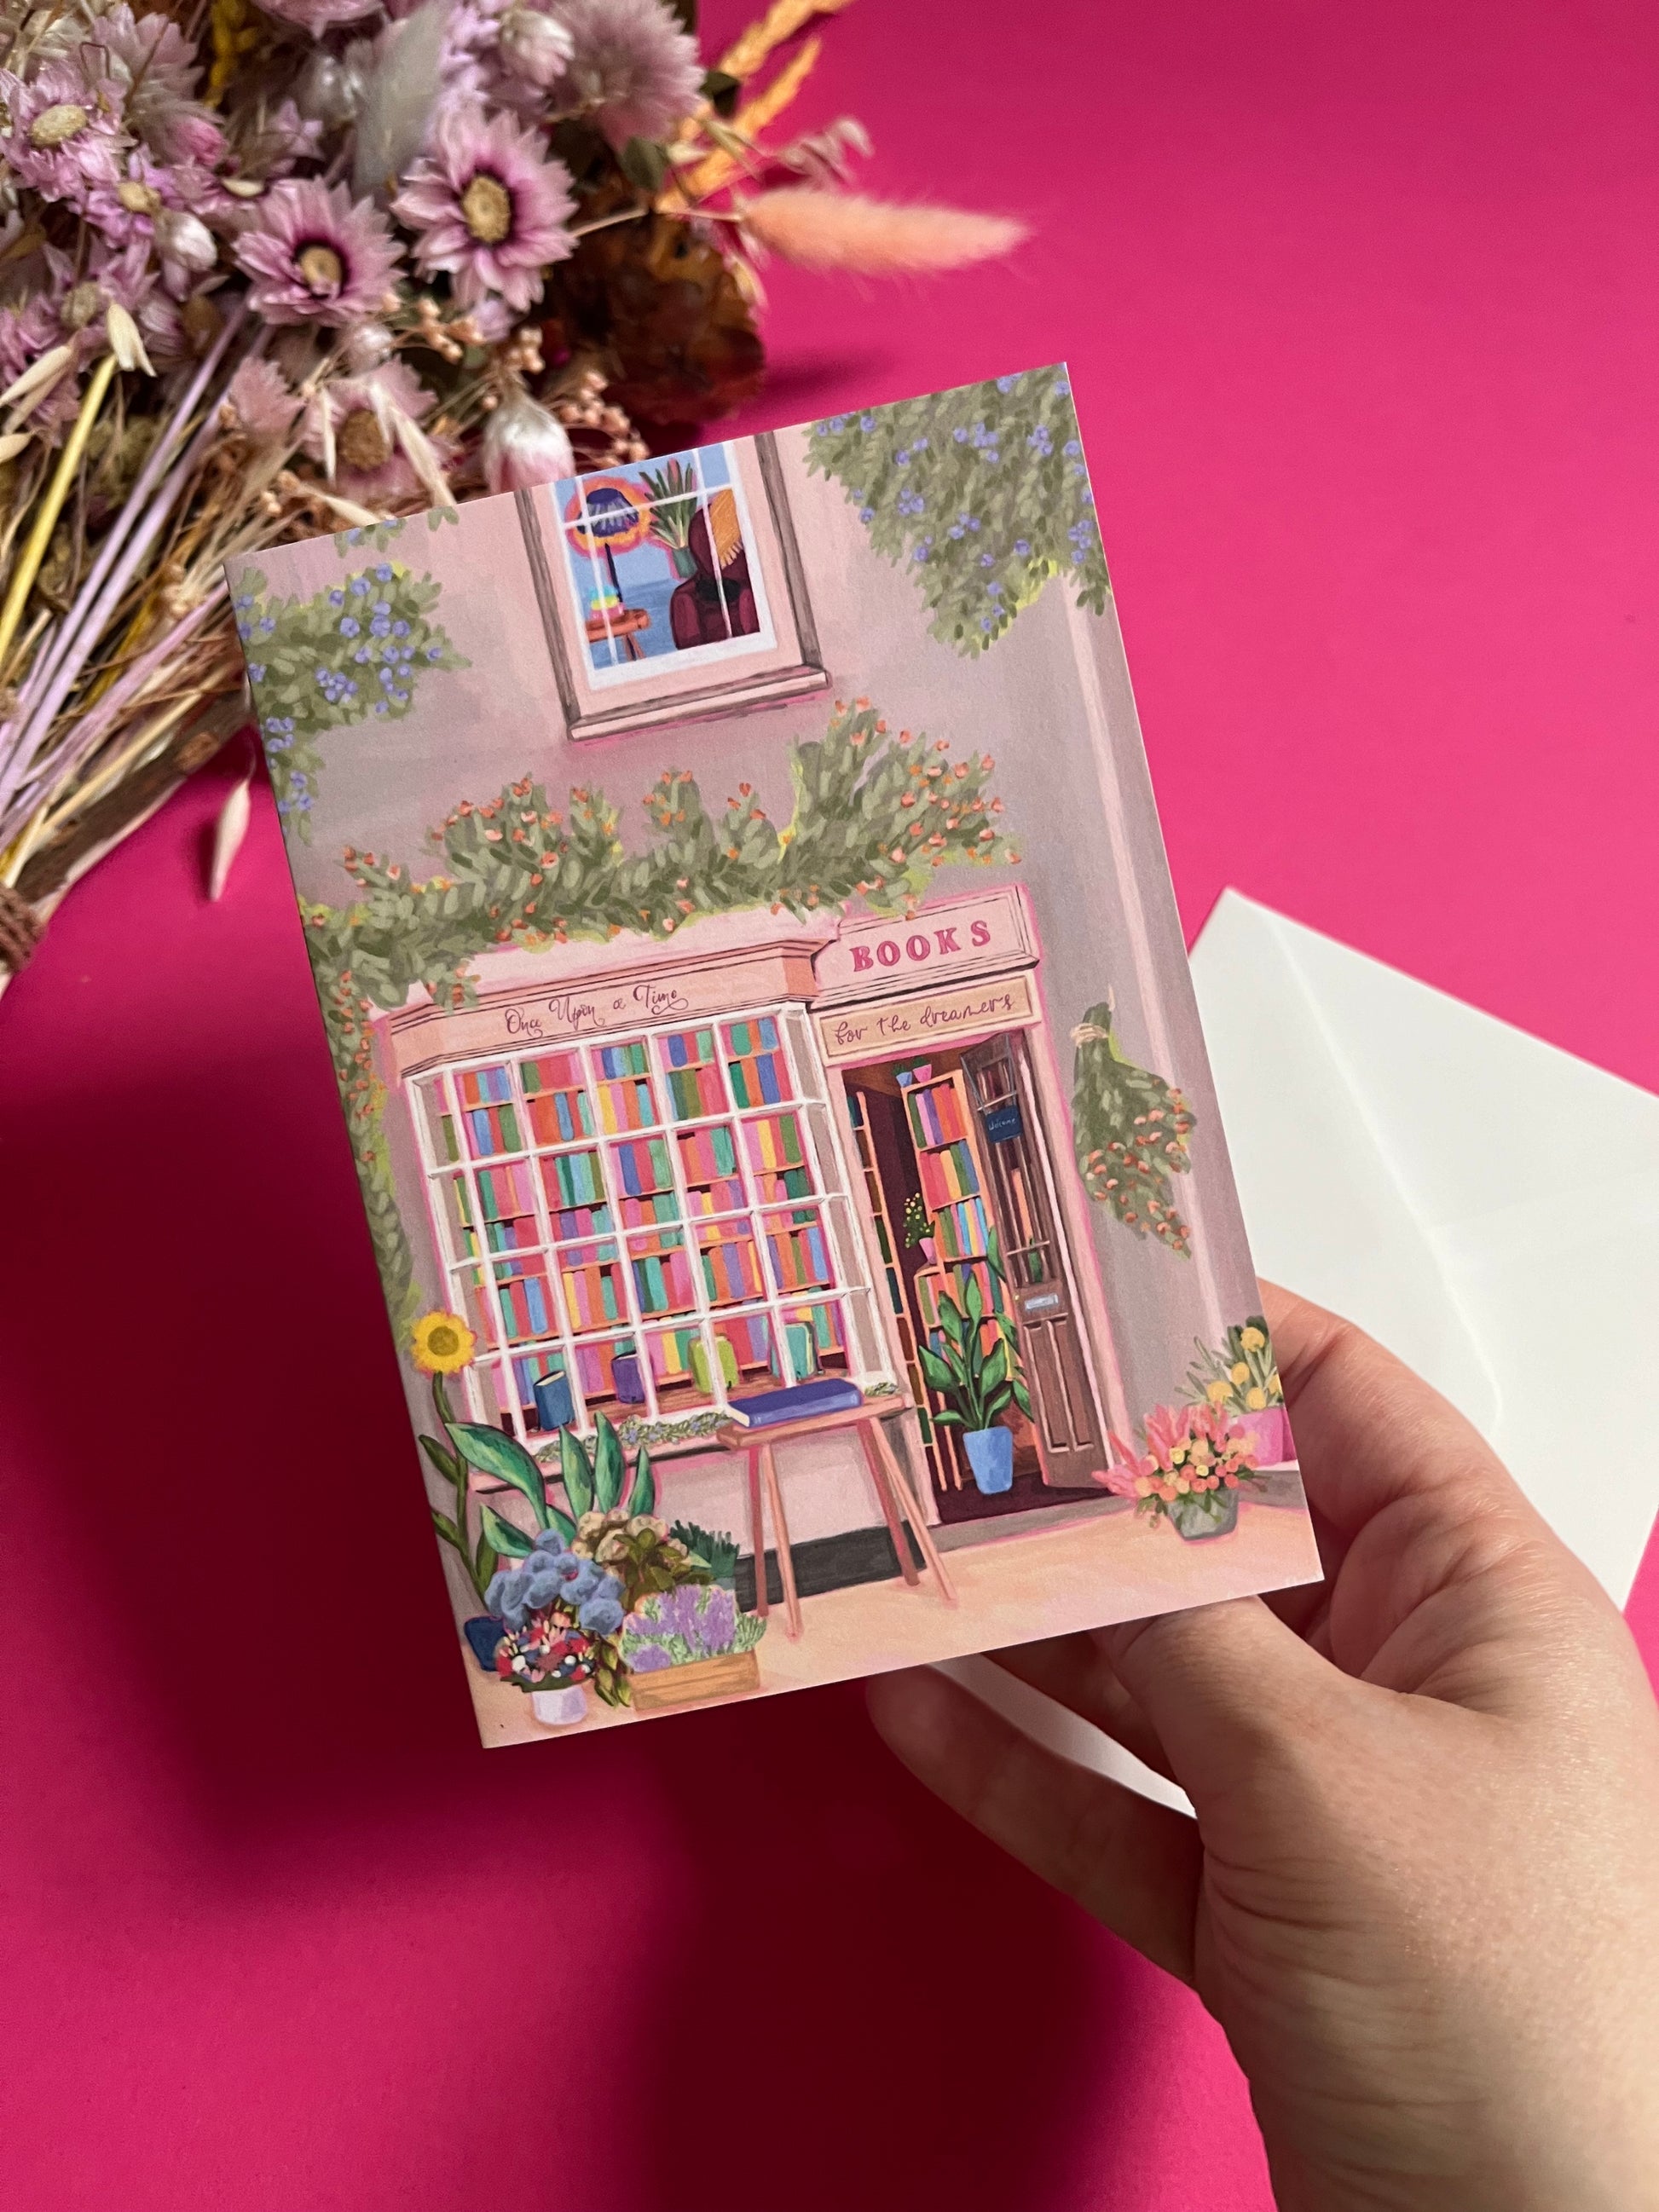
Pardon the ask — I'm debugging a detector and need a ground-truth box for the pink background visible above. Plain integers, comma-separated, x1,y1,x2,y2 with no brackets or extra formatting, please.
3,3,1656,2204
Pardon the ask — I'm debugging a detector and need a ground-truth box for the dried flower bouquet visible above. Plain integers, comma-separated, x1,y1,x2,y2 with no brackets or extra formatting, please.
0,0,1024,985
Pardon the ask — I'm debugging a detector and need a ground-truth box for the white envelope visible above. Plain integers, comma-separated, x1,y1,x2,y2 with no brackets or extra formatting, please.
1189,890,1659,1610
947,892,1659,1812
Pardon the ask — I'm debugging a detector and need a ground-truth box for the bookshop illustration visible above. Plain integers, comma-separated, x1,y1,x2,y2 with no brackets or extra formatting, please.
380,883,1123,1591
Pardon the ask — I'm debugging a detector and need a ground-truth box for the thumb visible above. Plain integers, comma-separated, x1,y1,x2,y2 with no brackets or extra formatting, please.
1104,1597,1345,1805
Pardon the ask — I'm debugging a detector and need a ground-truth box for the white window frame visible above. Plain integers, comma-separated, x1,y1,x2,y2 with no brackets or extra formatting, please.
406,999,893,1448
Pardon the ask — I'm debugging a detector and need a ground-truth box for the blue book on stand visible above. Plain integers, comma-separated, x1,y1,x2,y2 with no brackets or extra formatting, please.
725,1378,864,1429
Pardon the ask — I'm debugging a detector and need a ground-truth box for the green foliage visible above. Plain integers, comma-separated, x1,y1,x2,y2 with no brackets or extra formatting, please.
1070,999,1196,1256
479,1502,534,1558
235,558,467,840
419,1375,502,1604
301,698,1020,1315
918,1265,1030,1434
806,368,1109,656
450,1418,552,1525
626,1447,656,1516
668,1520,741,1587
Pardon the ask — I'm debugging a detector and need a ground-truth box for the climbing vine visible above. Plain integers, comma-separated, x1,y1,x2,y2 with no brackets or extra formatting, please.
1070,998,1197,1258
807,367,1111,656
303,699,1020,1320
236,541,467,838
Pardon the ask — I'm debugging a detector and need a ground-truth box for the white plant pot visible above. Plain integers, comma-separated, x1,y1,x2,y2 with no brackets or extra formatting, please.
529,1684,589,1727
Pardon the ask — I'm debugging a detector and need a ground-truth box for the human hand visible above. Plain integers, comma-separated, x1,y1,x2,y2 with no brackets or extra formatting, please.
868,1287,1659,2212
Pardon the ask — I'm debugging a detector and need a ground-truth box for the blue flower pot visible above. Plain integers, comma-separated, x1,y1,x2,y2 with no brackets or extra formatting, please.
964,1426,1014,1495
462,1615,505,1672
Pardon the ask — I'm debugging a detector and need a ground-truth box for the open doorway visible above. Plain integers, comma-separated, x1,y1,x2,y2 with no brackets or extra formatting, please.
843,1034,1107,1525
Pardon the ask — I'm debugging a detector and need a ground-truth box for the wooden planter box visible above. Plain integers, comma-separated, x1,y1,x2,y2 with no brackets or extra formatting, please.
628,1647,760,1713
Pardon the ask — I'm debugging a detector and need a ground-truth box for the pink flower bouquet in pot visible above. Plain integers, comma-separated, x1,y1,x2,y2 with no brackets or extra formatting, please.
1099,1401,1266,1541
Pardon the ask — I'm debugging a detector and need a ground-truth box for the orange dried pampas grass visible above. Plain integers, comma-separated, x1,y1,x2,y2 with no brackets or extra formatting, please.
740,189,1027,274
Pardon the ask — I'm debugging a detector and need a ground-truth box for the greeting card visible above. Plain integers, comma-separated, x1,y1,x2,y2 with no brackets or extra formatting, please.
227,367,1321,1746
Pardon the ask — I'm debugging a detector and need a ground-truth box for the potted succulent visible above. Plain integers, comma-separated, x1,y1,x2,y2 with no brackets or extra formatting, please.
1186,1315,1292,1464
1100,1401,1266,1539
903,1191,938,1264
620,1582,767,1713
918,1267,1032,1494
486,1535,628,1724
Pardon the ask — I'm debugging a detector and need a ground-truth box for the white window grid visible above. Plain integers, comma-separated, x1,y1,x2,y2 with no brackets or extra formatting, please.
564,442,778,690
406,998,892,1444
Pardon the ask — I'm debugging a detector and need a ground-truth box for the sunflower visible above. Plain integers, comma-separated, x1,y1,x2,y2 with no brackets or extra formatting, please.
412,1310,477,1374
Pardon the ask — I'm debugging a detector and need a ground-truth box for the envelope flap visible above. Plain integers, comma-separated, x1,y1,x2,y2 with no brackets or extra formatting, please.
1191,892,1501,1430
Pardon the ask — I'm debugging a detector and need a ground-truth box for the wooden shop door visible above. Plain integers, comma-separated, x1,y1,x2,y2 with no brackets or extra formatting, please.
962,1036,1104,1487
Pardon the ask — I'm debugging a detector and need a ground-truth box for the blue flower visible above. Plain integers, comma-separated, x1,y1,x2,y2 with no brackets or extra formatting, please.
997,375,1018,394
912,435,928,450
858,413,876,431
392,620,409,637
246,663,265,682
233,592,254,614
374,564,393,581
329,589,344,605
858,506,875,523
350,576,369,597
1064,439,1081,457
372,701,388,716
426,644,442,661
1014,538,1031,557
953,426,968,443
1053,373,1071,397
987,581,1003,598
257,617,275,636
339,616,359,637
1028,425,1054,456
579,1595,624,1637
980,552,994,568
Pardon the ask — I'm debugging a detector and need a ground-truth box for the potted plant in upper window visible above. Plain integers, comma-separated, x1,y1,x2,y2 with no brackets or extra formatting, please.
1185,1315,1292,1464
917,1268,1032,1494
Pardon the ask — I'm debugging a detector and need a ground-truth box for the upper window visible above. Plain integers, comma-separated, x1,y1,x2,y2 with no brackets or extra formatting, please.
518,432,828,739
561,444,778,689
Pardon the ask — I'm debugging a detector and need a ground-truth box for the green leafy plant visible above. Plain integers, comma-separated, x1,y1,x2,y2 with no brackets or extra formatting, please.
417,1367,506,1608
807,367,1109,657
238,558,468,839
668,1521,742,1587
1070,996,1196,1257
572,1510,710,1619
639,458,702,576
917,1264,1033,1435
1187,1315,1282,1413
902,1191,934,1250
300,698,1019,1323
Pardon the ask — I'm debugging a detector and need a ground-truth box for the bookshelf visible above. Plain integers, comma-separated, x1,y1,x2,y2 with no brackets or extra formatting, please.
847,1089,950,1496
408,1005,883,1442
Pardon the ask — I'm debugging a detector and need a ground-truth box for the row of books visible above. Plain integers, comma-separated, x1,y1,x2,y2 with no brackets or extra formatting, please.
612,1134,673,1198
596,1039,650,1081
619,1192,679,1233
526,1089,592,1146
458,1065,514,1108
679,1121,740,1186
596,1074,656,1135
462,1101,523,1158
496,1268,554,1341
632,1247,695,1317
666,1060,725,1123
755,1164,814,1206
905,1077,969,1149
934,1193,991,1261
727,1051,787,1111
918,1138,980,1210
747,1110,805,1172
765,1219,832,1292
701,1236,766,1306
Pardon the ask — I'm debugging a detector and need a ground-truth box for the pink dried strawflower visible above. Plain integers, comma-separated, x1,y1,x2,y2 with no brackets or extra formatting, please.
393,106,573,315
227,358,302,442
302,359,450,503
234,178,402,326
82,5,226,167
551,0,701,150
0,60,128,209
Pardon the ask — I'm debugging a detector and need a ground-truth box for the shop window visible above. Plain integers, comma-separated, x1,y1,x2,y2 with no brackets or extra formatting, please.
517,434,828,739
409,1004,887,1443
